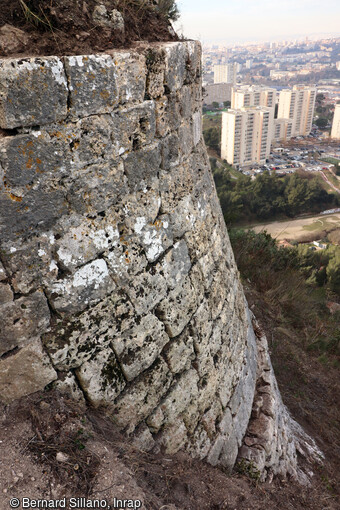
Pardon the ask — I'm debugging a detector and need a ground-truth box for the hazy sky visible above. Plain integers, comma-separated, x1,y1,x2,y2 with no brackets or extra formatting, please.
174,0,340,44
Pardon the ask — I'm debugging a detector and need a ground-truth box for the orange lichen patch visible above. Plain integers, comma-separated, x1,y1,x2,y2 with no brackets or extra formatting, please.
153,219,163,231
7,192,22,202
26,158,33,169
100,90,110,100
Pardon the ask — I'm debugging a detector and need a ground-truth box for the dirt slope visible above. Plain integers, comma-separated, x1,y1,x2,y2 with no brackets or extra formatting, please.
0,391,338,510
0,0,177,57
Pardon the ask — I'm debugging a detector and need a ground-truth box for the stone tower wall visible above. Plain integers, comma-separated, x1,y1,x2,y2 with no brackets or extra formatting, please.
0,42,321,480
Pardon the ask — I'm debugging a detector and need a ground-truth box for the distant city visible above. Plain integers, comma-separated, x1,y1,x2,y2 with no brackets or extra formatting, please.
202,36,340,172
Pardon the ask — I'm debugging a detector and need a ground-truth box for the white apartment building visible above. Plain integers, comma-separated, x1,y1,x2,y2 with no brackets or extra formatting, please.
231,85,277,109
277,85,316,136
213,63,237,85
274,118,293,141
331,104,340,139
221,107,274,167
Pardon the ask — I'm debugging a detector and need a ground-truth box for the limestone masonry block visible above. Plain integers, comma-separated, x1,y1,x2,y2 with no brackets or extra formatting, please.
0,57,68,129
111,313,169,381
0,290,50,357
0,339,57,404
65,55,119,118
110,51,146,104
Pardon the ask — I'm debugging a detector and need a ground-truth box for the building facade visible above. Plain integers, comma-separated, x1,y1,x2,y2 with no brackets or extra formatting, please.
213,63,237,85
273,118,293,141
231,85,277,109
221,107,274,167
331,104,340,139
277,85,316,136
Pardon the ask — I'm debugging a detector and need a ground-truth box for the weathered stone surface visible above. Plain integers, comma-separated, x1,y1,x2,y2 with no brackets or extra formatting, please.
43,292,133,370
0,261,6,281
0,290,50,356
163,327,195,374
47,259,115,314
0,57,68,129
110,51,146,104
123,143,162,192
76,347,126,406
65,55,119,118
113,359,172,433
0,339,57,403
110,101,156,157
156,276,197,338
111,314,169,381
124,271,167,315
158,240,191,289
0,132,70,240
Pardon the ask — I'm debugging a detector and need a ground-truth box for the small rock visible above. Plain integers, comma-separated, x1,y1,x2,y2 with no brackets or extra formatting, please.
92,5,125,32
56,452,69,463
0,24,29,54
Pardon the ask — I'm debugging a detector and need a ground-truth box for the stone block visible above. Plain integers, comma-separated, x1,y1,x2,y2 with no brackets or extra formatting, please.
219,433,239,471
159,420,188,454
110,51,146,104
66,162,127,216
111,313,169,381
0,261,6,281
43,292,133,370
163,328,195,374
124,271,167,315
0,132,71,240
145,48,166,99
48,259,115,314
111,101,156,156
158,240,191,289
192,110,202,146
55,219,120,272
123,143,162,192
76,347,126,406
1,234,57,294
113,359,172,433
72,114,116,167
0,290,50,357
160,369,199,423
160,132,180,169
0,339,57,404
65,55,119,118
0,57,68,129
105,234,148,284
138,215,173,263
147,406,165,433
132,425,155,452
156,276,197,338
163,43,188,92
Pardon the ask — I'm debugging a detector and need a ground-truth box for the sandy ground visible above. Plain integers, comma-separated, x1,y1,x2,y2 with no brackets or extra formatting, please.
251,212,340,241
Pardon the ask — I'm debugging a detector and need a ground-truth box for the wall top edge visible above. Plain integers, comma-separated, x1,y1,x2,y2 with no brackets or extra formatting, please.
0,40,201,64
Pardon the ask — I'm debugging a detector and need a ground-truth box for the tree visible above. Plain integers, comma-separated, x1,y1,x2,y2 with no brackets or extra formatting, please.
212,101,219,109
315,118,328,128
223,101,231,108
156,0,180,21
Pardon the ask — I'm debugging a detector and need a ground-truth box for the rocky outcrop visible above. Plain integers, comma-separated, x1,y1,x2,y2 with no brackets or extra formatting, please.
0,41,321,481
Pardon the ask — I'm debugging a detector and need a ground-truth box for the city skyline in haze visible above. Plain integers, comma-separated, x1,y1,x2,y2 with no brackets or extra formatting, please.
174,0,340,44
